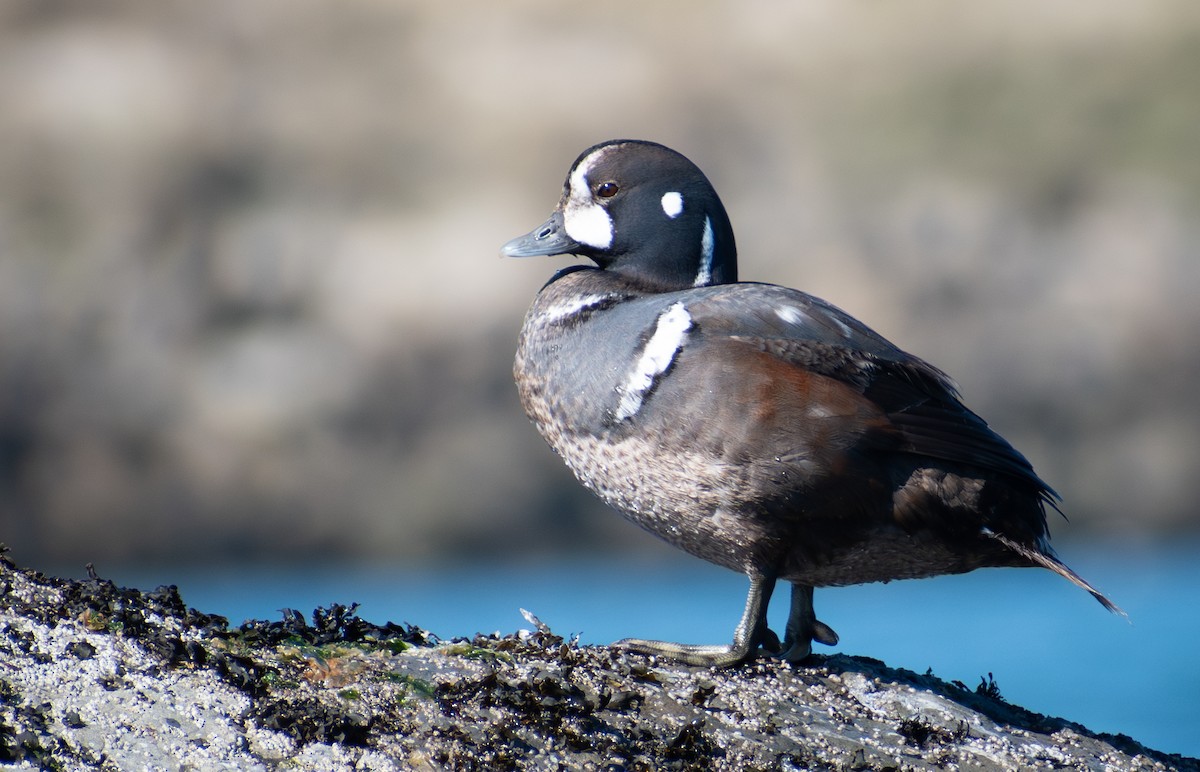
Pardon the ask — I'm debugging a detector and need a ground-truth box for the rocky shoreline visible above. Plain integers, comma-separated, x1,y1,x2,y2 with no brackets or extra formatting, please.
1,547,1193,771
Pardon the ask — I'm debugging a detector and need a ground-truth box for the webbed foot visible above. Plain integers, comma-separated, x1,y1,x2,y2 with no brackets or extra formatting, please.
778,583,839,662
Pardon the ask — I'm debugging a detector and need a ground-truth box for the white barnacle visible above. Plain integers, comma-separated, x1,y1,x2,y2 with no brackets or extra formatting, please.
661,191,684,219
615,302,693,421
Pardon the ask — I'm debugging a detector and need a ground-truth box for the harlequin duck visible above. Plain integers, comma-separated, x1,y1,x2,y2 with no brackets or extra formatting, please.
504,139,1119,667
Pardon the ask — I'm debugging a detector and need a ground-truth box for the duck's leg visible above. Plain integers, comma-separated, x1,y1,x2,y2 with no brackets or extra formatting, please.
614,575,776,667
778,583,839,662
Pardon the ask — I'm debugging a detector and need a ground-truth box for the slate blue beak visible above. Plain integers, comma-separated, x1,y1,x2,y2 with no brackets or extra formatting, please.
501,211,581,257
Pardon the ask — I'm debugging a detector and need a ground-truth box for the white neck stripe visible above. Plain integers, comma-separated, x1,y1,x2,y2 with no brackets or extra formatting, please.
694,216,714,286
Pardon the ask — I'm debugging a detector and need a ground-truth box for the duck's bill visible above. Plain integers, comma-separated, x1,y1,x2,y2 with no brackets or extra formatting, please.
500,211,580,257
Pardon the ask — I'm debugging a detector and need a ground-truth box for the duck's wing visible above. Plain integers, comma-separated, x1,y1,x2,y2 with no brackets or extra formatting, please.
686,283,1058,505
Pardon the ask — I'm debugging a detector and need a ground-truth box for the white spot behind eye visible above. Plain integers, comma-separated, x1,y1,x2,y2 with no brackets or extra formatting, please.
693,216,714,287
615,302,692,421
661,191,683,219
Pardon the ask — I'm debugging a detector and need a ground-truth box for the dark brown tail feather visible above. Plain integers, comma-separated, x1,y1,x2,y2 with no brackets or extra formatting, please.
986,530,1126,617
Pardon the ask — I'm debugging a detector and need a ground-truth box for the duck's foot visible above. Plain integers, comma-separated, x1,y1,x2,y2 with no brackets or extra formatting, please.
778,583,839,662
614,637,760,668
613,575,777,668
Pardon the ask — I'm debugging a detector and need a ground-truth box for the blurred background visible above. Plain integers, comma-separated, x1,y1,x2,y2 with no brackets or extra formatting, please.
1,0,1198,757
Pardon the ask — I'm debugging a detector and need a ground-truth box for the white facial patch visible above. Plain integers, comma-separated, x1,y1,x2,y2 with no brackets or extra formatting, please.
615,302,692,421
693,216,715,287
660,191,683,219
562,148,614,249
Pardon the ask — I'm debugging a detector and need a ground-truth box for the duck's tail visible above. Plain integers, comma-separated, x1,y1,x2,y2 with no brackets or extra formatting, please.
984,528,1126,617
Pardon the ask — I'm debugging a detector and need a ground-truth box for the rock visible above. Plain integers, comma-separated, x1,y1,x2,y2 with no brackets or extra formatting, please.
0,546,1193,771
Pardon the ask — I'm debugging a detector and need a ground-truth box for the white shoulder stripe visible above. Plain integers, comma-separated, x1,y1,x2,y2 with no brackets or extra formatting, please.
615,302,692,421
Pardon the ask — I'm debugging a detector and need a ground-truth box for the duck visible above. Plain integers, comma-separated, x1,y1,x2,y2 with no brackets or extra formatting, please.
503,139,1119,667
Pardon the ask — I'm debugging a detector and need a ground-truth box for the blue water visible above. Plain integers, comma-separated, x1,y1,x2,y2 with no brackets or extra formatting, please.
94,540,1199,759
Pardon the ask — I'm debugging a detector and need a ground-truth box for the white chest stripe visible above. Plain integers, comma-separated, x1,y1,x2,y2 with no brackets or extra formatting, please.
615,302,693,421
694,216,714,287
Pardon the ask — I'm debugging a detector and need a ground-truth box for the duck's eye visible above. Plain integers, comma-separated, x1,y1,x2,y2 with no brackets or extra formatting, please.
596,181,619,199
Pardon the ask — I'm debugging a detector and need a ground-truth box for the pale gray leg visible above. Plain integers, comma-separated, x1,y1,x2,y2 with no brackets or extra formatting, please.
778,583,839,662
614,575,776,667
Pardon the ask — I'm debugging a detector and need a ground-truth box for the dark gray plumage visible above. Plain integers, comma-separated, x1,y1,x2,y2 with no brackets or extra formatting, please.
505,139,1119,666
